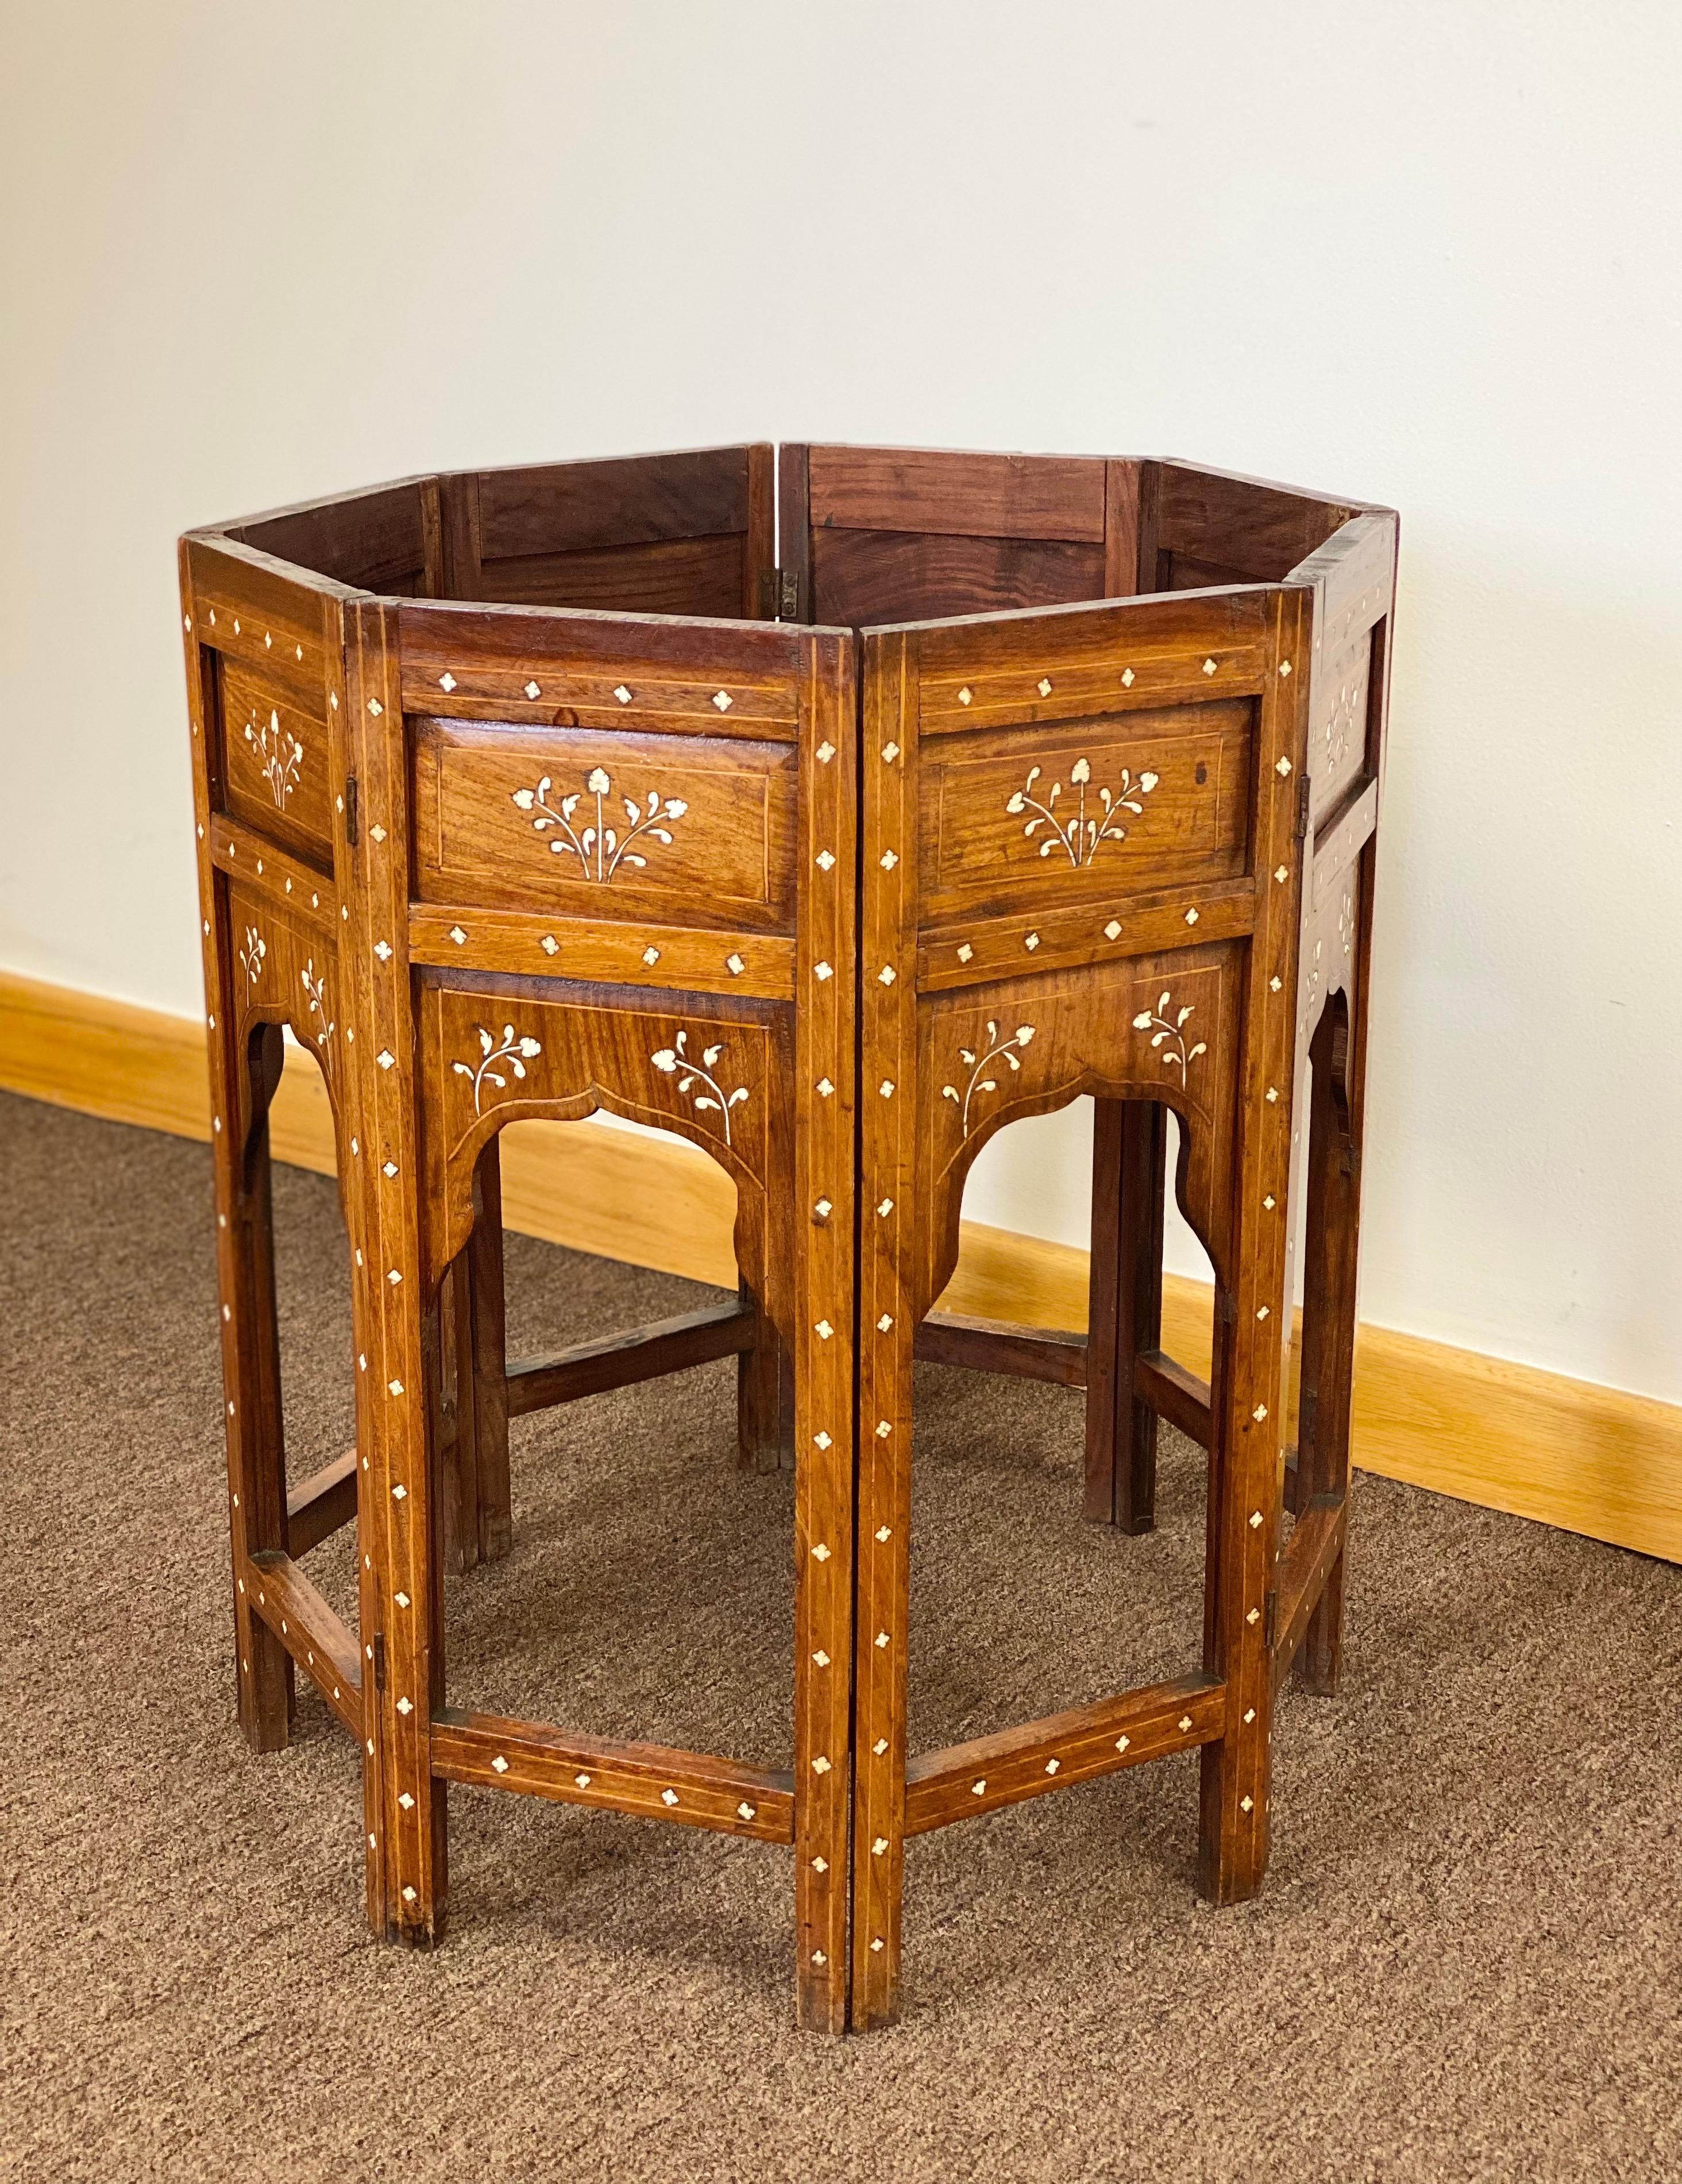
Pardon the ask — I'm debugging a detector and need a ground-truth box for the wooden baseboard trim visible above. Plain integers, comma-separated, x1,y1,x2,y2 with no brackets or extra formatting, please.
5,966,1679,1564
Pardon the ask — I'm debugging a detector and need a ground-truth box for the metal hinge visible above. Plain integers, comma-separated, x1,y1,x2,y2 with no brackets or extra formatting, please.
1264,1589,1278,1648
1294,773,1311,842
760,567,804,622
345,773,359,847
372,1632,386,1692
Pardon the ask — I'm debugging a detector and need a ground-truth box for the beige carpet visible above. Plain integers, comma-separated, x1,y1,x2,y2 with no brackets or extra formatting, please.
2,1088,1679,2183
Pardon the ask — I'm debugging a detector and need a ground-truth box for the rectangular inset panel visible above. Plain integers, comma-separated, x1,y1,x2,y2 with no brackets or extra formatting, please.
475,447,753,558
411,720,797,931
233,477,434,592
473,533,747,616
461,446,767,619
219,657,334,870
809,528,1105,630
1154,462,1356,583
807,446,1108,542
917,700,1253,927
1308,624,1372,824
1159,552,1256,593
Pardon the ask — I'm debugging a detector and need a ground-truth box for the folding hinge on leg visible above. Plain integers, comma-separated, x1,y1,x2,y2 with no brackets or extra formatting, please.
759,568,803,622
372,1632,387,1692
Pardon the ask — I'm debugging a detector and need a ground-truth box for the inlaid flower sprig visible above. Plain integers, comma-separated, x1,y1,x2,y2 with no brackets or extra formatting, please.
1006,758,1158,869
453,1024,542,1115
300,959,333,1051
942,1021,1036,1136
239,925,267,986
650,1029,749,1146
1132,993,1206,1078
512,767,688,882
245,709,303,809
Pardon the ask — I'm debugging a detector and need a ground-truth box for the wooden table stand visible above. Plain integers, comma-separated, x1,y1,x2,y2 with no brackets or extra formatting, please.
180,443,1394,2035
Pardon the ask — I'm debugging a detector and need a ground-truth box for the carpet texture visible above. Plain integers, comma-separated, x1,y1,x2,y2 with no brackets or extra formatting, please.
2,1089,1679,2182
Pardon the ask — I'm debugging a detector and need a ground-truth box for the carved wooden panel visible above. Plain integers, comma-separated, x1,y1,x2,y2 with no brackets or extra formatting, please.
1152,460,1360,586
914,946,1242,1318
416,978,789,1319
410,719,797,929
1287,507,1394,826
1298,858,1363,1064
221,880,344,1147
916,699,1252,924
221,657,336,869
454,445,772,619
794,444,1112,628
232,476,439,596
1307,623,1372,823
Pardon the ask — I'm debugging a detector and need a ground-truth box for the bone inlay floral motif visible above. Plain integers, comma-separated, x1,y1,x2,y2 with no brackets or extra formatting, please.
452,1024,542,1115
244,708,302,809
1132,991,1207,1078
511,767,688,881
942,1021,1036,1136
300,959,334,1051
1322,665,1364,775
650,1029,749,1146
239,925,267,986
1006,758,1158,867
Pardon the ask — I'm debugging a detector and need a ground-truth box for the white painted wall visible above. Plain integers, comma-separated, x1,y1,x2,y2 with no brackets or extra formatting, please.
2,2,1677,1400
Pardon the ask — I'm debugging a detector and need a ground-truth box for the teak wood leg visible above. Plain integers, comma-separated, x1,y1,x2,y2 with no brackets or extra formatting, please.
1084,1097,1168,1530
468,1144,513,1562
1194,585,1313,1909
222,1021,294,1752
736,1278,793,1473
1294,994,1361,1695
344,599,447,1947
850,631,916,2033
439,1139,511,1572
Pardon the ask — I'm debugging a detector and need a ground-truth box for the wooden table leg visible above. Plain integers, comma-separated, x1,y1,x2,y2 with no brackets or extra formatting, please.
466,1139,512,1559
344,597,447,1946
737,1278,792,1473
1196,584,1311,1908
1085,1097,1167,1530
790,618,857,2034
218,1020,294,1751
438,1136,511,1572
1295,939,1365,1695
